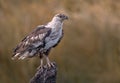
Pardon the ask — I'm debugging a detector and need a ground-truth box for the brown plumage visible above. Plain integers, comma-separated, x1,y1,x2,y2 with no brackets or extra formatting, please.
13,26,51,59
12,13,68,68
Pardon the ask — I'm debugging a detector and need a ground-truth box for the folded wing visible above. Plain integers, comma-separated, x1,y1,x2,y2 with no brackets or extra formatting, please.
12,25,51,60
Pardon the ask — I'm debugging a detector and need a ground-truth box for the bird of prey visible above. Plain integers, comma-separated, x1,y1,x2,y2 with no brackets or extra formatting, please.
12,13,68,68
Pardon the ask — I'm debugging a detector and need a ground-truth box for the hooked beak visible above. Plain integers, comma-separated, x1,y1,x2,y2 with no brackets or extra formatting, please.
65,16,69,20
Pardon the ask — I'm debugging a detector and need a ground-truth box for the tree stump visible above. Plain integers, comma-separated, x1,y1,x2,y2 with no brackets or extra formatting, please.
30,62,57,83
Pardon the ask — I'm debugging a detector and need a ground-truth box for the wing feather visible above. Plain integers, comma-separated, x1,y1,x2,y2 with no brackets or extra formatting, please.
12,25,51,59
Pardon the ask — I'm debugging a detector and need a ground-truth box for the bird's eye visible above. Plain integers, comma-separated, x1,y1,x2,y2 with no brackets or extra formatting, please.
59,15,62,18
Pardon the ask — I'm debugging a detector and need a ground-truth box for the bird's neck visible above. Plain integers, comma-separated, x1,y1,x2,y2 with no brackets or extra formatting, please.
46,19,63,29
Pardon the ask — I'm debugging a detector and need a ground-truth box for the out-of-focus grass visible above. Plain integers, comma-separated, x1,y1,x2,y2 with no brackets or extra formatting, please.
0,0,120,83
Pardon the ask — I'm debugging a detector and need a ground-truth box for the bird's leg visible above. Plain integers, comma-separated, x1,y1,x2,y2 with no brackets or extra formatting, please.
46,56,51,67
37,54,43,70
45,56,54,68
44,49,54,67
40,58,43,68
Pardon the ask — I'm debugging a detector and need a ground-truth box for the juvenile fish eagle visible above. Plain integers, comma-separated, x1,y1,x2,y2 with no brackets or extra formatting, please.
12,14,68,68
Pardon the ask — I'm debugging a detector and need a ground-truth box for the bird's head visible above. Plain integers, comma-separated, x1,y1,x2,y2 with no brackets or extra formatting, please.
52,13,68,22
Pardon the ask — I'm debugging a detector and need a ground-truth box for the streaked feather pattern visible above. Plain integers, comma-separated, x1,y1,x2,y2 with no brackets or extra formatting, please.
12,13,68,60
12,25,51,59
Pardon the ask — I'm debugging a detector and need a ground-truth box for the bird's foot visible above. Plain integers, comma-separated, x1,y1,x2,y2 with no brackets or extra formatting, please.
47,62,54,68
37,65,43,71
45,56,54,68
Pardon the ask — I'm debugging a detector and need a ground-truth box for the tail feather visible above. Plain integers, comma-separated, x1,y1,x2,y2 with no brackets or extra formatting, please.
18,51,29,60
12,50,37,60
12,53,20,60
18,56,26,60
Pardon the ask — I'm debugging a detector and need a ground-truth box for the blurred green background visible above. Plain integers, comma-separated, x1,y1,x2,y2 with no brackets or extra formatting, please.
0,0,120,83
